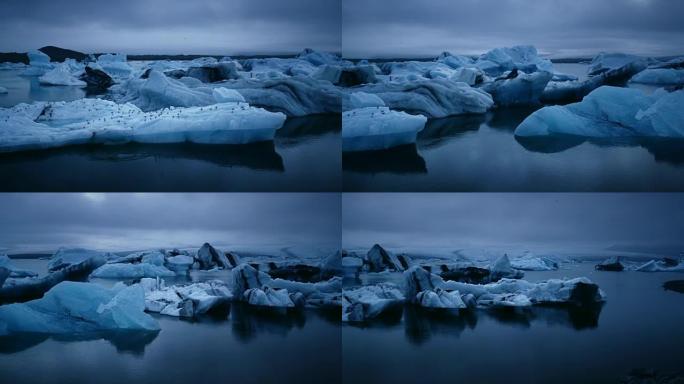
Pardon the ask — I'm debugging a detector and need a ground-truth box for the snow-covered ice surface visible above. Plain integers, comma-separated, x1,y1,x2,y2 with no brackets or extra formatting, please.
0,97,286,152
342,92,427,151
630,68,684,85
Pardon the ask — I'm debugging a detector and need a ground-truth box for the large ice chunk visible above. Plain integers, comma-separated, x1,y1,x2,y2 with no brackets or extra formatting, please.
244,286,295,308
0,281,159,335
342,105,427,152
0,255,38,278
22,50,54,76
352,79,493,118
481,70,552,106
96,53,133,78
141,278,232,318
38,61,86,86
0,97,286,152
91,263,175,279
630,69,684,85
588,53,649,77
476,45,553,76
342,283,404,322
516,87,684,138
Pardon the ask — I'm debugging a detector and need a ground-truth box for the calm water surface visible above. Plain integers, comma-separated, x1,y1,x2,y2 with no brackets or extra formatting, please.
0,70,341,191
343,263,684,383
0,258,342,384
343,63,684,191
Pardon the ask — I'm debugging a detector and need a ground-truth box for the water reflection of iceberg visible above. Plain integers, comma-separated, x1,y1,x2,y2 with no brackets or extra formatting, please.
0,141,285,171
277,114,340,139
418,114,485,148
343,144,427,174
516,135,684,166
230,303,340,343
345,303,603,345
0,330,159,356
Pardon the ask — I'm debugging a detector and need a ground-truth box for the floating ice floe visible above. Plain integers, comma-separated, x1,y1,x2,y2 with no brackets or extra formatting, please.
0,255,38,278
38,61,85,86
231,264,341,308
634,259,684,272
630,69,684,85
0,281,159,335
541,53,650,104
516,86,684,138
352,79,494,118
91,263,175,279
342,283,405,322
21,50,54,76
165,255,194,273
342,93,426,151
365,243,412,272
218,76,342,116
489,254,525,280
481,70,552,106
404,266,605,310
0,96,286,152
595,256,625,271
0,87,7,94
510,254,559,271
141,278,232,318
476,45,553,76
95,53,133,79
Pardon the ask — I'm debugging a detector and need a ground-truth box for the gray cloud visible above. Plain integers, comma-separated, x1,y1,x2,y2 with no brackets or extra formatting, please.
342,0,684,58
0,0,341,54
342,193,684,250
0,193,340,252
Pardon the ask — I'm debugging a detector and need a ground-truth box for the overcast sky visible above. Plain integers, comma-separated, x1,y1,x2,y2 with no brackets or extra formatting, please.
0,193,340,253
0,0,341,55
343,0,684,58
343,194,684,251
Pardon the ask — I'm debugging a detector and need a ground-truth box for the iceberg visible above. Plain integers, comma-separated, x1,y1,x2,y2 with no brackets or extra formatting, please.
21,50,54,76
481,70,553,106
630,68,684,85
48,248,107,275
342,283,405,322
403,266,604,309
196,242,232,269
476,45,553,76
0,281,159,335
0,255,38,278
320,251,342,279
342,93,427,152
365,244,411,272
96,53,133,78
79,66,114,90
587,53,649,77
219,76,342,116
416,288,467,309
595,256,625,271
489,254,525,280
0,87,7,94
90,263,175,279
516,86,684,138
352,78,494,118
0,96,286,152
634,260,684,272
141,278,232,318
510,255,559,271
38,62,86,86
165,255,194,273
244,286,295,308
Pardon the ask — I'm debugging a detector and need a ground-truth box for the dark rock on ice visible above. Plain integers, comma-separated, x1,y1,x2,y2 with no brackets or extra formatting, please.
595,256,625,271
79,66,114,90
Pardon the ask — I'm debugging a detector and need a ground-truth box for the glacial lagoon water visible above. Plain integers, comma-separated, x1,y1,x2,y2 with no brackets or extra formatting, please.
343,263,684,384
343,63,684,192
0,69,341,192
0,258,342,384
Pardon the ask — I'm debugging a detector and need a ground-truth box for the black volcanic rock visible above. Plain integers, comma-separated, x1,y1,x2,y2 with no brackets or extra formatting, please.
39,46,87,62
0,52,29,64
595,256,625,271
79,66,114,90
